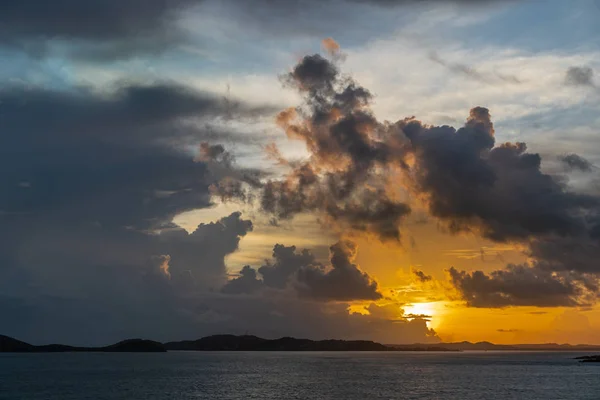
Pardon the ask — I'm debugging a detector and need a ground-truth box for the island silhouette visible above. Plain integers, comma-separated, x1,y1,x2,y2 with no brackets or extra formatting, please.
3,334,600,354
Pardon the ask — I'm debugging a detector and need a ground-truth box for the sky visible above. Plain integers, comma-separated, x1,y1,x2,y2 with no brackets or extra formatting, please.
1,0,600,346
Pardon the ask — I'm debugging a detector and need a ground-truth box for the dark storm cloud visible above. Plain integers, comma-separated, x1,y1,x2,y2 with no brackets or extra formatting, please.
221,241,382,301
0,78,268,344
0,83,272,149
259,244,322,289
0,0,203,59
0,0,509,59
404,117,598,241
0,0,197,42
0,83,271,229
221,265,264,294
560,153,594,172
0,211,254,345
296,241,383,301
447,265,587,308
0,72,431,344
527,237,600,275
447,232,600,308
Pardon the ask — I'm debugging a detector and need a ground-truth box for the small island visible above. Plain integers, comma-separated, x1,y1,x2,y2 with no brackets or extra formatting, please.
164,334,456,351
0,335,166,353
575,355,600,363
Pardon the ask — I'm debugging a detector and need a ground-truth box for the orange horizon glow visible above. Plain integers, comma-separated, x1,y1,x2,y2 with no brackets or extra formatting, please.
177,202,600,345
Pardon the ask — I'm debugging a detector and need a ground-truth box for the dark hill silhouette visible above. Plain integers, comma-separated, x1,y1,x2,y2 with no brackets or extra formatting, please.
0,335,166,353
575,355,600,363
0,335,34,352
4,333,600,353
164,335,397,351
1,334,451,353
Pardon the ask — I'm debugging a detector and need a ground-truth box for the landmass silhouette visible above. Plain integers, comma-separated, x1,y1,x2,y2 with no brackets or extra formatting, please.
0,335,165,353
3,334,600,355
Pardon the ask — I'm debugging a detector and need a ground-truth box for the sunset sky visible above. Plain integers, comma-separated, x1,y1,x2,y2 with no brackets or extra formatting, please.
1,0,600,346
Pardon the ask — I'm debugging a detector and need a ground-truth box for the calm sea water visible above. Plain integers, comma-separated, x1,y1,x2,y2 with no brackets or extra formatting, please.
1,351,599,399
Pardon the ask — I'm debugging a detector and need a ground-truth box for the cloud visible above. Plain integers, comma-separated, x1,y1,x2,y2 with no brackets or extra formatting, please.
322,37,346,62
527,236,600,275
412,269,433,282
0,0,205,59
0,82,272,231
249,52,600,245
259,244,322,289
221,265,263,294
203,295,439,345
0,0,509,60
150,255,172,279
497,329,522,333
0,79,269,344
0,211,254,345
322,37,341,55
403,114,599,242
565,66,596,88
221,240,382,301
257,53,412,240
447,265,590,308
560,153,594,172
186,46,600,311
296,241,383,301
429,51,521,84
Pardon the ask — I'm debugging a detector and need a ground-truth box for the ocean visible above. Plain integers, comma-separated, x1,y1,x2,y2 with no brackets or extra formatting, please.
1,351,598,399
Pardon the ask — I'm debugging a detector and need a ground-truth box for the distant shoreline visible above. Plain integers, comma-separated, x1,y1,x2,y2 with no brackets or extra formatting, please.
3,334,600,353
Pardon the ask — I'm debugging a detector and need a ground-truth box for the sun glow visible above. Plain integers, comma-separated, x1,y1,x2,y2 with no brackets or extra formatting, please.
403,302,443,329
404,302,435,318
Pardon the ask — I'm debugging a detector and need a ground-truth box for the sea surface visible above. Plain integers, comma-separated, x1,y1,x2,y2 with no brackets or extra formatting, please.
1,351,599,399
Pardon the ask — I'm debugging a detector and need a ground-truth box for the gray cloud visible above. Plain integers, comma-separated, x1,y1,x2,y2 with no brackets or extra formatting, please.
258,54,411,240
0,82,271,231
221,241,382,301
0,0,510,59
448,264,591,308
250,54,600,245
560,153,594,172
0,0,204,59
221,265,264,294
565,66,596,88
404,120,598,241
259,244,322,289
527,237,600,275
0,211,254,345
296,241,383,301
429,51,522,84
0,80,269,344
